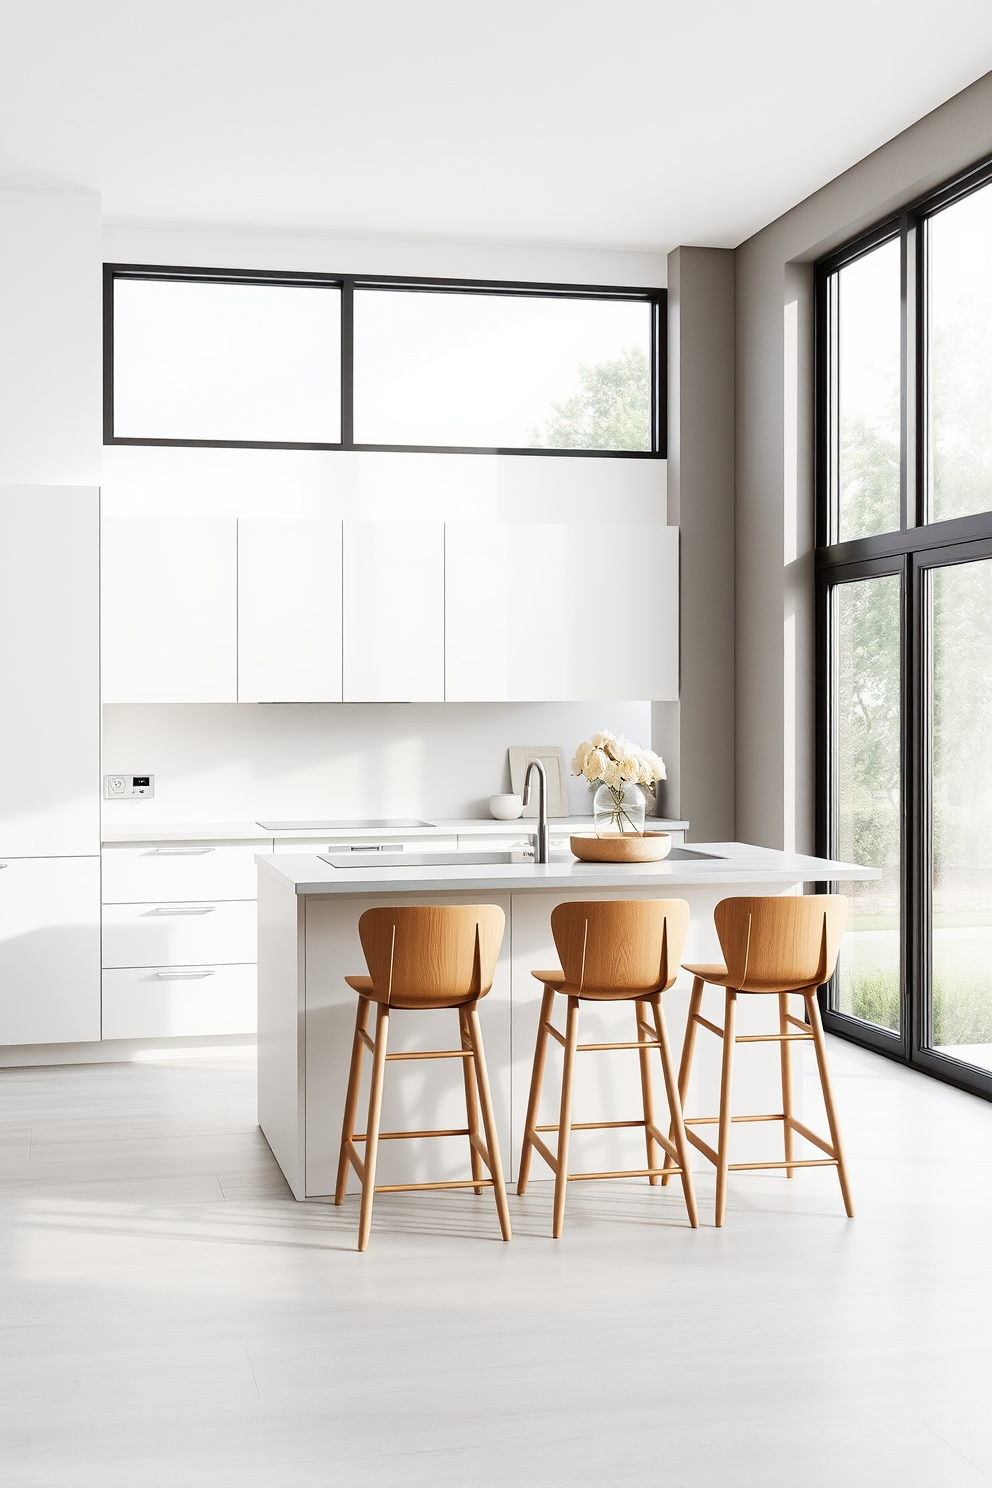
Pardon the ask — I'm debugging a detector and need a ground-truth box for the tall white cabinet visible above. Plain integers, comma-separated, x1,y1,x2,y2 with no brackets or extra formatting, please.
0,487,101,1045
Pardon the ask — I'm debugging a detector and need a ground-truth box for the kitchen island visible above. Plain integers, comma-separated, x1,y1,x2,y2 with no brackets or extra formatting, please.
257,843,876,1200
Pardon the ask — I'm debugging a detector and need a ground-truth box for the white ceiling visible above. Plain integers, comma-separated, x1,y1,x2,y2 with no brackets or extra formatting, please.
3,0,992,253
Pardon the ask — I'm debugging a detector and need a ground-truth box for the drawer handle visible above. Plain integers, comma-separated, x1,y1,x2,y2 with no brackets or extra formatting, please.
345,843,400,852
153,969,216,979
147,905,217,916
147,847,216,856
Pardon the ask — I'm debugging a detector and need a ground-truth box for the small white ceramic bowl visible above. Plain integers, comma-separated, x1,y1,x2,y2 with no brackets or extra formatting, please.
489,793,523,820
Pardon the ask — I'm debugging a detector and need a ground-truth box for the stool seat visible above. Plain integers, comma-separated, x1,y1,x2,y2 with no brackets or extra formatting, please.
529,967,666,1001
518,899,698,1236
343,973,478,1008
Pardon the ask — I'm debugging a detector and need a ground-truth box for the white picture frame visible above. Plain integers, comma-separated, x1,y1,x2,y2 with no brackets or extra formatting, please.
508,746,570,818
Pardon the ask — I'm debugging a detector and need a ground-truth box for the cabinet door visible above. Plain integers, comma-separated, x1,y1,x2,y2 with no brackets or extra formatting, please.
0,856,100,1044
0,486,99,857
238,520,342,702
342,522,444,701
445,522,679,701
102,517,237,703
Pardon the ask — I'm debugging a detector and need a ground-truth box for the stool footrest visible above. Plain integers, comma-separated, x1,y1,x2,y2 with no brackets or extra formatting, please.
728,1159,837,1172
373,1178,496,1193
685,1112,787,1125
568,1165,682,1182
736,1032,812,1043
353,1127,471,1142
385,1048,473,1061
535,1118,645,1132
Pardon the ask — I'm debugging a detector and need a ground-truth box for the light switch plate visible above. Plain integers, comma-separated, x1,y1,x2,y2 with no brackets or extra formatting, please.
104,774,155,799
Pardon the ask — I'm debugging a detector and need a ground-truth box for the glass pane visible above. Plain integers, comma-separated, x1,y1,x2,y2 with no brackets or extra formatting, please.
929,183,992,522
353,290,652,450
113,279,341,443
929,560,992,1072
833,574,902,1030
835,240,902,541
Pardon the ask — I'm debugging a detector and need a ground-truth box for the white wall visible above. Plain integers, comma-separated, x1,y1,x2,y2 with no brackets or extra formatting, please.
734,69,992,852
100,221,672,829
101,700,654,824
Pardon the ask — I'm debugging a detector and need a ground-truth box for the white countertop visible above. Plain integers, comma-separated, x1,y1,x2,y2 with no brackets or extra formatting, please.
256,841,879,896
101,816,690,845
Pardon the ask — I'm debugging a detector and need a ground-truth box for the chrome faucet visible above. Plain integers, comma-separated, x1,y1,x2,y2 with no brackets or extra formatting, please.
523,758,551,864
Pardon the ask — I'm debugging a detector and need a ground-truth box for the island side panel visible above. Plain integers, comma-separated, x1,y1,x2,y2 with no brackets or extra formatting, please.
509,883,806,1181
257,871,307,1198
304,892,512,1198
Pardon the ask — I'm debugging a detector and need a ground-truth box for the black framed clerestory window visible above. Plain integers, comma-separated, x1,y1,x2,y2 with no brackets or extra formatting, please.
815,151,992,1102
104,265,666,458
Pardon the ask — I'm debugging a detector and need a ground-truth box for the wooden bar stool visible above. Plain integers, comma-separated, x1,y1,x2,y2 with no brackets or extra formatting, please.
335,904,511,1251
517,899,698,1237
664,894,853,1226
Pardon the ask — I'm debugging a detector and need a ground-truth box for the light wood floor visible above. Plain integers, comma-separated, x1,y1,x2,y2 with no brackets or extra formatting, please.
2,1037,991,1486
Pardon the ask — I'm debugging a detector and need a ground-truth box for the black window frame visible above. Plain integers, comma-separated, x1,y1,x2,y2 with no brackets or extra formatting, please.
103,263,666,459
815,151,992,1103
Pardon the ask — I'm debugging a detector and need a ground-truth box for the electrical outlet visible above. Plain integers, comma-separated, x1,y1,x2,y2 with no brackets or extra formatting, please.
104,774,155,799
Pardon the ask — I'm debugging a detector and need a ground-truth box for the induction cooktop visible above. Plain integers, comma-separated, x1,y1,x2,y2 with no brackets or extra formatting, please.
257,819,435,831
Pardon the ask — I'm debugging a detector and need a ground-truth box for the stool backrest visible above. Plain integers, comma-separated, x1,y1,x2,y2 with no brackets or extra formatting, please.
549,899,689,997
713,895,847,992
357,904,505,1008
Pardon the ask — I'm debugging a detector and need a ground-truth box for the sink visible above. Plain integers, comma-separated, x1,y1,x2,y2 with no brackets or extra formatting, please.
319,849,569,869
258,818,435,831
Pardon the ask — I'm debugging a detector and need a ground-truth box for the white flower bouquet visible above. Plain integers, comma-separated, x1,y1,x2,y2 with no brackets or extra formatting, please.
571,731,666,835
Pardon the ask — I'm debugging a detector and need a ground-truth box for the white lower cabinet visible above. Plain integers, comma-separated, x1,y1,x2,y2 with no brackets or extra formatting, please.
102,963,256,1040
101,837,264,1040
102,899,257,969
102,842,266,904
0,856,100,1045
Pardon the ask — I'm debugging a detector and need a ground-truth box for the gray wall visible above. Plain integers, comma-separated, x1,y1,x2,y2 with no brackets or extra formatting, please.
665,246,736,839
734,69,992,851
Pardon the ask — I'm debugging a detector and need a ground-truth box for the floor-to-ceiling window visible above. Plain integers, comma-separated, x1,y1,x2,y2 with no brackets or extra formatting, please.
816,156,992,1099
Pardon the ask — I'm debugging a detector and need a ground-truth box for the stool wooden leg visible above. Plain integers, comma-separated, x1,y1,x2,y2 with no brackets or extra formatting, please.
636,998,660,1185
804,991,855,1218
459,1006,485,1196
664,975,704,1187
715,989,737,1228
465,1003,511,1241
779,992,796,1179
552,996,580,1239
517,985,554,1195
336,995,370,1205
357,1003,390,1252
649,994,698,1228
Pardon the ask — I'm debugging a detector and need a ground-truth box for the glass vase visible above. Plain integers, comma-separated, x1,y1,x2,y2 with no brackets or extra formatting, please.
593,781,646,837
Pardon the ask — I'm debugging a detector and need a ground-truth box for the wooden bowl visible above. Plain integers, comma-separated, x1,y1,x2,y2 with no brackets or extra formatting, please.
569,832,672,863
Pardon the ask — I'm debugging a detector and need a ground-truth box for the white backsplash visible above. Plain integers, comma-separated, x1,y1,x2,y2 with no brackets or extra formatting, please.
101,700,658,825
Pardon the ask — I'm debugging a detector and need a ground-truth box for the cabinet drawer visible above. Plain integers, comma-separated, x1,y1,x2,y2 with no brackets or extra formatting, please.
102,900,256,969
102,963,256,1039
102,842,269,904
271,835,457,855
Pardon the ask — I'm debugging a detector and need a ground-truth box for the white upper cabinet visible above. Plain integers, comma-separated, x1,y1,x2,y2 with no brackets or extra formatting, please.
342,521,444,701
0,486,100,857
445,522,679,702
102,517,237,703
238,519,343,702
